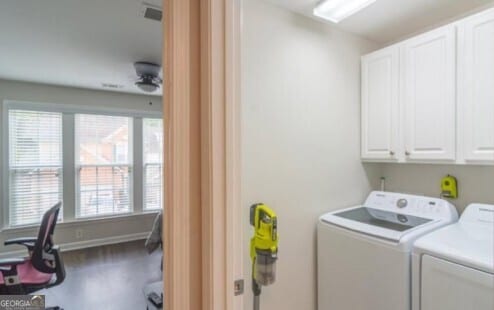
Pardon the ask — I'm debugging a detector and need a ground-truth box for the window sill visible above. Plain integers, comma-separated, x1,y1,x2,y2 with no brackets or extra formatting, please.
1,211,160,233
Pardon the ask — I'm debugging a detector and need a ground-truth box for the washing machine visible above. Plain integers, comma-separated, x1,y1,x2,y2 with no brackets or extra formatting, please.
412,203,494,310
317,191,458,310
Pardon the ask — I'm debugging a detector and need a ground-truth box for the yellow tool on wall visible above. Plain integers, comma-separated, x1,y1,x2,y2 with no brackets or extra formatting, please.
441,175,458,199
250,203,278,310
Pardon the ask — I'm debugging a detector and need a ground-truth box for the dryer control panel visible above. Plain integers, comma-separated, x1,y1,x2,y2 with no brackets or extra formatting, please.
460,204,494,224
364,191,459,221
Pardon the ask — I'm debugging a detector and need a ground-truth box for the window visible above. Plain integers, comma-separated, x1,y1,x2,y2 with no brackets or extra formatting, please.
4,102,162,228
143,118,163,210
75,114,132,217
8,110,63,226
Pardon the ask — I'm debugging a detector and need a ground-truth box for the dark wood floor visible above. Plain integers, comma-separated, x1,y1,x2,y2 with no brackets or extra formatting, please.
39,240,162,310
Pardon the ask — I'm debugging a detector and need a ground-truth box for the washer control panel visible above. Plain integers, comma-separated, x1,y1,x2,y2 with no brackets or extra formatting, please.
364,191,458,220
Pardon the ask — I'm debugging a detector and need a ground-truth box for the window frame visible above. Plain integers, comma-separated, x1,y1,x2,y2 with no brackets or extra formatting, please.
2,100,162,229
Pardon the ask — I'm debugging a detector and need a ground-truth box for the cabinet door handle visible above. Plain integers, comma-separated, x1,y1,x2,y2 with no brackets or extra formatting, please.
389,151,395,156
405,151,411,156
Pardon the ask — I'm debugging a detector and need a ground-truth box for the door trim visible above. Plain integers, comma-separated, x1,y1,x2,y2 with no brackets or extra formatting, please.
163,0,242,309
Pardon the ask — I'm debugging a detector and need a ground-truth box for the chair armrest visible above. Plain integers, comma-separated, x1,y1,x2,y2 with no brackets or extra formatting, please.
4,237,37,250
0,257,25,267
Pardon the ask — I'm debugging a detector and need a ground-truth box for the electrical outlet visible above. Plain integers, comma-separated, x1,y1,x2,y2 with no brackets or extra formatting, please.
76,229,84,239
234,279,244,296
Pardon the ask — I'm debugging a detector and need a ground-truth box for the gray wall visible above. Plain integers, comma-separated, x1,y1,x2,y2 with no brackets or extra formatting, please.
241,1,380,309
0,79,162,255
378,164,494,213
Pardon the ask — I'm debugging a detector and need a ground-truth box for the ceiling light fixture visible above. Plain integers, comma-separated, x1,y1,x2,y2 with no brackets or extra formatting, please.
134,62,162,93
313,0,377,23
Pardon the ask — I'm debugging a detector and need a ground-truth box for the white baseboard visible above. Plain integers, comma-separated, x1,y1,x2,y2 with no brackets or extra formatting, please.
0,232,149,259
61,232,149,252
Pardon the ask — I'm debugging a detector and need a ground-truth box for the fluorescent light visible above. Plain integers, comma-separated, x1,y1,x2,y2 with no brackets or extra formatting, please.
313,0,377,23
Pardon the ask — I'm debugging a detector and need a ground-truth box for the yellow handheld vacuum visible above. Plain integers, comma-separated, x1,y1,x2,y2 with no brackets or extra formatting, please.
250,203,278,310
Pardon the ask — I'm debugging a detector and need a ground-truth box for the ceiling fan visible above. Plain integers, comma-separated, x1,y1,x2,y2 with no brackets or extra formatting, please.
134,61,162,93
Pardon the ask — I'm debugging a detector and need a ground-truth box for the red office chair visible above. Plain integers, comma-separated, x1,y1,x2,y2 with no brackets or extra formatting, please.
0,202,66,310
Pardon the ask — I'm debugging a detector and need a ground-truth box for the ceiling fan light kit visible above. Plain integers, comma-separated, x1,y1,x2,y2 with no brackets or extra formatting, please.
134,61,162,92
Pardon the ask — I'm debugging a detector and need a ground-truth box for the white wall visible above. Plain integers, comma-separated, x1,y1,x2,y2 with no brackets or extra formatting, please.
0,79,162,255
241,1,380,309
379,164,494,213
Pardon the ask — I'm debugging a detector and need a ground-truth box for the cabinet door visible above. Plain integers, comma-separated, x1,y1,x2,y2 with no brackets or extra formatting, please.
458,9,494,163
361,46,400,161
403,26,456,161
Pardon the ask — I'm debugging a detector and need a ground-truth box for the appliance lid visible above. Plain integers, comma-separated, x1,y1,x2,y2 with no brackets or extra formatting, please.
334,207,432,231
321,206,434,243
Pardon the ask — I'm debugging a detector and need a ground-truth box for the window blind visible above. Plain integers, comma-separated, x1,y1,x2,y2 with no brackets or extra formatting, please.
8,110,63,226
143,118,163,210
75,114,132,217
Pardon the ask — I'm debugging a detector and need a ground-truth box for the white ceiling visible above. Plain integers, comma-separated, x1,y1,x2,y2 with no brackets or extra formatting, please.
265,0,494,43
2,0,493,95
0,0,162,96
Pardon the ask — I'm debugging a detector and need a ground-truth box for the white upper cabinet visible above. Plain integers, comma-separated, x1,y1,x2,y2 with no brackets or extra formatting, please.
361,8,494,165
402,26,457,162
361,46,400,161
458,8,494,163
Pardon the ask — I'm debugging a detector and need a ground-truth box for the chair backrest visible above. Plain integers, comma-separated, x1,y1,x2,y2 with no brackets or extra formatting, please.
31,202,62,273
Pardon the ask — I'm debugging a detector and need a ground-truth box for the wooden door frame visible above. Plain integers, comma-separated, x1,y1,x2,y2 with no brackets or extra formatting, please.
163,0,242,309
